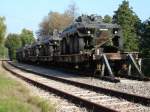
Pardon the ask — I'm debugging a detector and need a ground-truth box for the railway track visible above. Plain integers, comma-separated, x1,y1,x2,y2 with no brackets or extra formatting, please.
2,61,150,112
8,61,150,104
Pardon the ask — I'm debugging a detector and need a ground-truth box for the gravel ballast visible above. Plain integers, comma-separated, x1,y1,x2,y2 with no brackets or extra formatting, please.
13,62,150,98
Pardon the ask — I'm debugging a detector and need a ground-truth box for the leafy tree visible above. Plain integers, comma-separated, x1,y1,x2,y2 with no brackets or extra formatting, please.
0,17,6,46
103,15,112,23
37,2,78,39
5,34,22,60
139,18,150,76
40,12,68,34
140,18,150,58
38,11,74,38
0,45,8,59
113,0,140,51
20,29,35,47
0,16,7,58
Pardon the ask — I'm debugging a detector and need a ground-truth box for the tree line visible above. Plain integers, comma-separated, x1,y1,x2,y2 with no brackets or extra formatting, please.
0,0,150,60
0,20,35,59
5,29,35,60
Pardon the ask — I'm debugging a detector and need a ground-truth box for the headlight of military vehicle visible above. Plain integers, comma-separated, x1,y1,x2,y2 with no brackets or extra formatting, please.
88,31,91,34
99,29,108,31
114,31,118,34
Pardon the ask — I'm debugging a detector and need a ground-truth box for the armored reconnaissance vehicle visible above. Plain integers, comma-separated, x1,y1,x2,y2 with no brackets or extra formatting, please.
33,30,61,61
61,15,123,54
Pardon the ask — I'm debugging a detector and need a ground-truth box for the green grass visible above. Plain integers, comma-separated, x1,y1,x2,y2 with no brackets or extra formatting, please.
0,68,55,112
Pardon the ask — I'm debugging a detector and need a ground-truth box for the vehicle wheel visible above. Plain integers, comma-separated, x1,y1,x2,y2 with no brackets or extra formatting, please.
62,38,67,54
73,35,79,53
69,36,74,54
49,46,53,56
78,38,85,52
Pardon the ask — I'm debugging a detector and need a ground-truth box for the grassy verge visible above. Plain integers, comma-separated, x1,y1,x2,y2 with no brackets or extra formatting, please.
0,67,55,112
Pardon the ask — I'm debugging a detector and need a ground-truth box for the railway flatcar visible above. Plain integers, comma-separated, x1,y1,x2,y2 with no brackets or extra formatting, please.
16,15,145,80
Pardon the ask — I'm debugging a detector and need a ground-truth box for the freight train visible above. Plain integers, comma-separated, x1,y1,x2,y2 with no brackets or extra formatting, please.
16,15,145,80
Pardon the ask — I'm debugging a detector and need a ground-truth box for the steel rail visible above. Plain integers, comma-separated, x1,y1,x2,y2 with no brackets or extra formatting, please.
8,61,150,106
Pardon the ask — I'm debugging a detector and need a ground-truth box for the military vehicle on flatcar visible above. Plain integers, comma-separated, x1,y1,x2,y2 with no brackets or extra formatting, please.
61,15,123,55
16,15,145,81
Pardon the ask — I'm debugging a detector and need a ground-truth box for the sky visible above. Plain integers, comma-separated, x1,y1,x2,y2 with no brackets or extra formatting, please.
0,0,150,37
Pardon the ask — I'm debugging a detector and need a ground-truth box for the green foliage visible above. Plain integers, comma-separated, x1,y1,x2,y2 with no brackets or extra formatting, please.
0,17,7,58
0,17,6,46
20,29,35,47
27,96,55,112
37,2,78,38
103,15,112,23
0,45,8,59
113,0,140,51
140,18,150,58
38,11,74,38
4,29,35,60
5,34,22,59
139,18,150,76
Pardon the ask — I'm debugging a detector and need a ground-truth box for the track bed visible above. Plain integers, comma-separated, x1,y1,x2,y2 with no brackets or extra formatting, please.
10,61,150,98
3,61,150,112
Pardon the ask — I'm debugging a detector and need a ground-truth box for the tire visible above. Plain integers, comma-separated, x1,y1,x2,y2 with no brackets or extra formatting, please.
73,36,79,53
73,35,85,53
49,46,53,56
78,38,85,52
61,38,67,54
69,36,74,54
